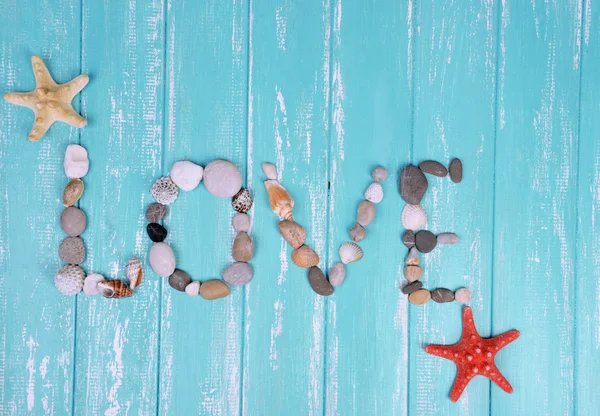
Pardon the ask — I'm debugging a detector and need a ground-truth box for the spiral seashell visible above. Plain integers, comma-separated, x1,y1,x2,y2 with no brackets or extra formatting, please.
232,188,253,213
264,180,294,220
63,178,84,207
126,256,143,289
54,265,85,295
401,204,427,230
339,242,363,264
151,177,178,205
291,245,320,268
97,280,134,299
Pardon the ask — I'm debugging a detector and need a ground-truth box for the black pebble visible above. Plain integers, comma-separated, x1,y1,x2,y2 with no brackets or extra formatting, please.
401,281,423,295
415,230,437,253
147,222,168,242
431,288,455,303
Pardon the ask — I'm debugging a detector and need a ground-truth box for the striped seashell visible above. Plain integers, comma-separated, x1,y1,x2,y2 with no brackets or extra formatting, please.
264,180,294,220
97,280,134,299
291,245,320,268
126,256,143,289
401,204,427,230
339,242,363,264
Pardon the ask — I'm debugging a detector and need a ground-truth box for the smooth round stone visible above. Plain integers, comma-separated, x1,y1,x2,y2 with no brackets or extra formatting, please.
431,288,455,303
199,280,230,300
405,247,420,266
83,273,104,296
371,166,388,182
232,232,254,262
147,223,168,243
419,160,448,177
409,289,431,305
401,281,423,295
168,269,191,292
328,262,346,287
400,165,428,205
308,266,334,296
146,203,167,223
232,213,251,232
357,200,376,226
185,281,201,296
59,237,85,265
404,265,423,282
223,262,253,286
449,158,463,183
149,242,176,278
278,220,306,249
203,160,242,198
60,207,86,237
170,160,203,191
415,230,437,253
403,230,415,248
455,288,471,304
437,233,459,244
349,223,366,242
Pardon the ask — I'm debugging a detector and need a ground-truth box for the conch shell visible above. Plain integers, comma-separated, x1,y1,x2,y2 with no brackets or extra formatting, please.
126,256,143,289
97,280,134,299
63,178,84,207
264,180,294,220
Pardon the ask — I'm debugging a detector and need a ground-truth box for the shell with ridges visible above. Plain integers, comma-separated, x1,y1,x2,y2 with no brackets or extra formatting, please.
97,280,134,299
232,188,253,213
151,177,178,205
291,245,320,268
339,242,363,264
401,204,427,230
264,179,294,220
364,182,383,204
63,178,84,207
54,265,85,295
126,255,143,289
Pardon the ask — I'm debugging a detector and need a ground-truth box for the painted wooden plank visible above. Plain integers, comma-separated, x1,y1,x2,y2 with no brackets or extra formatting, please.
73,0,164,414
0,0,81,414
241,0,330,414
159,0,248,414
323,0,412,415
492,0,581,414
576,0,599,413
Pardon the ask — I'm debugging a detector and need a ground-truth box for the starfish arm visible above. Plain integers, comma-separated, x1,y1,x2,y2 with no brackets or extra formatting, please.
28,111,55,142
54,103,87,128
449,369,472,402
487,364,514,394
460,306,480,340
489,330,520,349
3,92,37,109
60,74,89,100
31,55,57,88
425,344,457,359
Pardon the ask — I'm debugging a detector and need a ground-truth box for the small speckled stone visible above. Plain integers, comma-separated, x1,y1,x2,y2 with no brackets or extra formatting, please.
185,281,201,296
146,203,167,223
455,287,471,304
449,158,463,183
147,223,168,242
357,200,376,226
431,288,455,303
405,247,420,266
308,266,334,296
59,237,85,264
371,166,388,182
349,223,366,242
403,230,415,248
168,269,191,292
232,188,253,213
419,160,448,177
232,213,251,232
409,289,431,305
223,262,253,286
232,232,254,262
401,281,423,295
328,262,346,287
437,233,459,244
415,230,437,253
404,265,423,282
199,280,230,300
400,165,428,205
60,207,86,237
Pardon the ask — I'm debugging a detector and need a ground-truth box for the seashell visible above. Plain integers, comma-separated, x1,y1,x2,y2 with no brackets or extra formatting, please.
349,223,366,242
126,256,143,289
264,180,294,220
185,281,201,296
64,144,89,179
232,213,251,232
149,242,176,278
371,166,388,182
328,262,346,287
232,232,254,262
168,269,192,292
203,159,243,198
262,162,277,180
63,178,84,207
83,273,105,296
364,182,383,204
278,220,306,249
151,177,178,205
170,160,203,191
401,204,427,230
339,242,363,264
232,188,253,213
308,266,334,296
291,245,320,268
199,280,230,300
146,203,167,223
357,200,376,226
405,247,420,266
97,280,134,299
54,265,85,295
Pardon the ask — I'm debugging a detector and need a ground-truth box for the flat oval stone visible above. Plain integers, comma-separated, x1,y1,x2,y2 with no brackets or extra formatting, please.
146,203,167,223
419,160,448,177
60,207,86,237
232,232,254,262
409,289,431,305
328,262,346,287
168,269,191,292
400,165,428,205
199,280,230,300
59,237,85,265
185,281,201,296
308,266,334,296
403,230,415,248
404,265,423,282
401,281,423,295
449,158,463,183
149,242,176,278
437,232,459,244
223,262,253,286
415,230,437,253
278,220,306,249
203,159,242,198
431,288,455,303
455,287,471,304
357,200,376,226
232,213,251,232
349,223,366,242
147,223,168,242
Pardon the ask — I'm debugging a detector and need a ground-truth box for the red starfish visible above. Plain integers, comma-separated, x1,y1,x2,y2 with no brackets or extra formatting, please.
424,306,520,402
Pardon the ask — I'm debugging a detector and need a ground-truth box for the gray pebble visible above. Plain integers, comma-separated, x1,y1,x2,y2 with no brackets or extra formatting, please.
401,281,423,295
349,223,366,242
60,207,86,237
232,213,251,232
59,237,85,264
328,262,346,287
431,288,455,303
400,165,428,205
419,160,448,177
168,269,192,292
449,158,463,183
223,262,253,286
146,203,167,223
415,230,437,253
308,266,334,296
371,166,388,182
402,230,415,248
357,200,376,226
437,233,459,244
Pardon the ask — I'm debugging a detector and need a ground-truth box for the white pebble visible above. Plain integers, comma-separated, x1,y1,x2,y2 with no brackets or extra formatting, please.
64,144,89,179
232,213,251,232
455,288,471,304
83,273,105,296
371,166,388,182
170,160,203,191
185,281,201,296
149,242,176,278
262,162,277,180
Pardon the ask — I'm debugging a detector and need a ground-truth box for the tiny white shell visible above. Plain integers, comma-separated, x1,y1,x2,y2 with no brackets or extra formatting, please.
64,144,89,179
185,281,201,296
262,162,277,180
339,242,364,264
83,273,105,296
126,256,143,289
401,204,427,230
151,177,179,205
364,182,383,204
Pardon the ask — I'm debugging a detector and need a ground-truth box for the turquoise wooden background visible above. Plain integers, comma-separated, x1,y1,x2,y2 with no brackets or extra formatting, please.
0,0,597,414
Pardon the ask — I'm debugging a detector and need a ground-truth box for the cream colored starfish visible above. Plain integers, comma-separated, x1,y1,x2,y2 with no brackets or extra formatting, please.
3,55,89,142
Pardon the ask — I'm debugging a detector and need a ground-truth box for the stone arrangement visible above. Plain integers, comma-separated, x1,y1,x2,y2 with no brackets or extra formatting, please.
55,144,143,298
147,159,254,300
399,158,471,306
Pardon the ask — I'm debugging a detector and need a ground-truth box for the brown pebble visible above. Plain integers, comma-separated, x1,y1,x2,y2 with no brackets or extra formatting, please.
403,230,415,248
403,265,423,282
349,223,366,242
419,160,448,177
409,289,431,305
449,158,463,183
232,232,254,262
357,200,376,226
199,280,230,300
431,288,455,303
278,220,306,249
